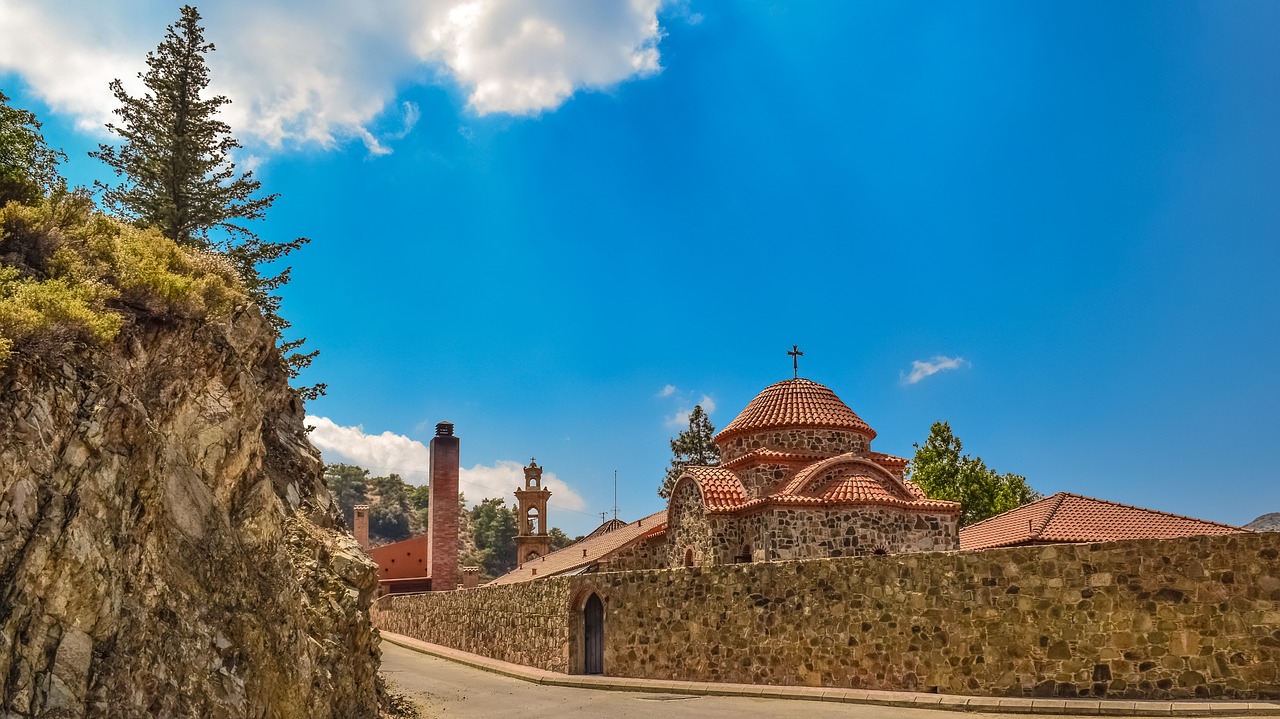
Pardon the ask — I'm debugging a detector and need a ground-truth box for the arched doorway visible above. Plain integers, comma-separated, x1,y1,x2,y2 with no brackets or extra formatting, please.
584,593,604,675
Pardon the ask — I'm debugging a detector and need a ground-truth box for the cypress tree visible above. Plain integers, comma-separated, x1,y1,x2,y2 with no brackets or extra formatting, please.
92,5,323,399
658,405,721,498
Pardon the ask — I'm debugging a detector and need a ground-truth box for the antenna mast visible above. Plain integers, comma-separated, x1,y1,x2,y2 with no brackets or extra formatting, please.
612,470,619,521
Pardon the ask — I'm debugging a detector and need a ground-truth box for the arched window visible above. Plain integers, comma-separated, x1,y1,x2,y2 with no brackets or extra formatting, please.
527,507,540,534
526,550,541,562
684,548,694,568
736,544,752,563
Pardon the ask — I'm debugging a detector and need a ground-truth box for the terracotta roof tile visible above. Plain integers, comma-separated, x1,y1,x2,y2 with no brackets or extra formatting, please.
716,378,876,442
488,510,668,586
582,518,627,540
685,465,747,510
959,492,1247,551
721,448,828,470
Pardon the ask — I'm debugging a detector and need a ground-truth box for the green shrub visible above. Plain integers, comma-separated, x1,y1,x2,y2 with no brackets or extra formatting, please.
0,194,246,370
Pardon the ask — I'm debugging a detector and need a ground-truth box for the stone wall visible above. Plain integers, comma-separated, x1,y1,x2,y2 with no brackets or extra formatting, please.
375,532,1280,699
719,428,869,463
761,506,958,559
666,477,716,566
372,578,573,672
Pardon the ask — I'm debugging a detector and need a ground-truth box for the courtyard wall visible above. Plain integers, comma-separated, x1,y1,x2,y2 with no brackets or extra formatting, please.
373,532,1280,699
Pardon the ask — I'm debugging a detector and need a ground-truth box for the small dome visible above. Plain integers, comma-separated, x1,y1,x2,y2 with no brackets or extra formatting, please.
715,378,876,442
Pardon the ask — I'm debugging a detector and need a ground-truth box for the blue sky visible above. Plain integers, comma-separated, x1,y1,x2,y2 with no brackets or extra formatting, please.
3,1,1278,536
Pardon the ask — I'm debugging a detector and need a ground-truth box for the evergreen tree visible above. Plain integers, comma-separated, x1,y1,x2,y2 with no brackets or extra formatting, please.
90,5,322,399
0,91,66,205
658,404,721,498
469,498,518,576
908,421,1041,526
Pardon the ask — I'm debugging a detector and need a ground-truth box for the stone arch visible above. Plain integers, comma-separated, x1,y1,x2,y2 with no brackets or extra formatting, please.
526,506,540,534
568,583,606,675
525,550,541,562
684,547,694,567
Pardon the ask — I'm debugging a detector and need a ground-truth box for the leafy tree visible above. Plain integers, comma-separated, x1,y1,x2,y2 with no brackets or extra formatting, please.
324,463,369,529
908,421,1041,526
0,91,66,205
548,527,574,551
368,473,412,543
658,404,721,498
90,5,321,399
469,498,518,577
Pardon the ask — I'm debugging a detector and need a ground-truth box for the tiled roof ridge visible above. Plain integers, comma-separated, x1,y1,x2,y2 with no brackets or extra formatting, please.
708,493,960,515
721,448,828,469
780,452,909,497
1031,492,1070,540
1048,492,1248,534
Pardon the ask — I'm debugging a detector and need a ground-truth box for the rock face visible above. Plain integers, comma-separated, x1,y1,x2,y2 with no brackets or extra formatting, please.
1247,513,1280,532
0,305,380,717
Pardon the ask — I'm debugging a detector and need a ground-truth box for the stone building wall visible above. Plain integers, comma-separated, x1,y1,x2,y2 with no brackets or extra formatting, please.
762,506,958,559
374,532,1280,699
735,461,798,498
372,577,574,672
666,478,716,566
607,533,669,571
719,428,870,463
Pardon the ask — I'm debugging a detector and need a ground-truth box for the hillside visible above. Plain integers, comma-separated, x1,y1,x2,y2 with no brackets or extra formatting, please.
1245,513,1280,532
0,195,380,717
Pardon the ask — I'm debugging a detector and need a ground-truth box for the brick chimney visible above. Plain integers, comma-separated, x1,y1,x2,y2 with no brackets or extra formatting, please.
461,566,480,589
353,504,370,550
428,421,459,591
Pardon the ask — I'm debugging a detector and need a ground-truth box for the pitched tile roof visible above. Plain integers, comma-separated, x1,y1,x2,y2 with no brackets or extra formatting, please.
721,448,829,470
488,510,668,586
959,492,1248,551
715,378,877,442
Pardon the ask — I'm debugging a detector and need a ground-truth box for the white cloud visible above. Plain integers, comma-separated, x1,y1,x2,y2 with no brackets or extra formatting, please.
0,0,667,153
305,415,586,511
662,390,716,429
902,356,969,385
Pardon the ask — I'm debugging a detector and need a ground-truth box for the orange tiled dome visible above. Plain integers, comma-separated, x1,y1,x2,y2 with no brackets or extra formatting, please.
715,378,876,442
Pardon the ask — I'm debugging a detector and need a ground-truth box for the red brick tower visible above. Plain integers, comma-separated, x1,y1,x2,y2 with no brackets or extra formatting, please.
353,504,370,550
428,421,460,591
515,459,552,563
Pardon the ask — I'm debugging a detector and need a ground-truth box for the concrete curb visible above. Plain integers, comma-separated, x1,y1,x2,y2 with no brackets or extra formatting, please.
380,632,1280,717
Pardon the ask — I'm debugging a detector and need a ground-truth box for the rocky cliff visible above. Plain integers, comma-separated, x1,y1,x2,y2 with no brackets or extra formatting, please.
0,203,381,717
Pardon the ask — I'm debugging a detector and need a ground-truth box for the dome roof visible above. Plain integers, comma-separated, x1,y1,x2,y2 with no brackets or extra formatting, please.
715,378,876,442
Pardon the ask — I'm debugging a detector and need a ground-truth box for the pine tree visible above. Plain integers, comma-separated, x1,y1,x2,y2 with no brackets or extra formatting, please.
658,405,721,498
91,5,323,399
0,91,66,205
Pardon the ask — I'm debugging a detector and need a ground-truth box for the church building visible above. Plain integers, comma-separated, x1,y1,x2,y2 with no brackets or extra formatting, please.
667,376,961,566
492,374,961,585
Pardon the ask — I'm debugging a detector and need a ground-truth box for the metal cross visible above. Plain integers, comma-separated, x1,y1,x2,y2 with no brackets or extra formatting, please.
788,344,804,378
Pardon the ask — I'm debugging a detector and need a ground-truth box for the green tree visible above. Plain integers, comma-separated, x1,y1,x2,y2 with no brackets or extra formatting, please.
0,91,66,205
469,498,518,576
324,463,369,529
548,527,574,551
908,421,1041,526
368,473,412,543
90,5,321,399
658,404,721,498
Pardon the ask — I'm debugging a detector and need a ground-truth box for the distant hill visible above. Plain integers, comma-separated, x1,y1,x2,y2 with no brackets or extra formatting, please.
1245,513,1280,532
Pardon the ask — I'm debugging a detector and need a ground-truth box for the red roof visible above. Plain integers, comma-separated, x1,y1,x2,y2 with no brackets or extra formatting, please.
959,492,1247,551
685,466,748,509
489,510,668,585
684,454,958,515
715,378,876,442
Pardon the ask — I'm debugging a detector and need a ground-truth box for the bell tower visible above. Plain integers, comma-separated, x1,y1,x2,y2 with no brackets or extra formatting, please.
515,459,552,563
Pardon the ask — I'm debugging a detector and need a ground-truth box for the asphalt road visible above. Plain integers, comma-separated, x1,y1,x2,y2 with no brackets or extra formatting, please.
380,641,1046,719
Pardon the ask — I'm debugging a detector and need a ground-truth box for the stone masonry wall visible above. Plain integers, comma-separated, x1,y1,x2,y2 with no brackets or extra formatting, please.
666,478,716,566
375,532,1280,699
719,429,870,463
762,506,958,559
372,578,574,672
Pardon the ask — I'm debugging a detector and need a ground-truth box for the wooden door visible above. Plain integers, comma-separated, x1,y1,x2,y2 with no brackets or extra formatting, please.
584,593,604,675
